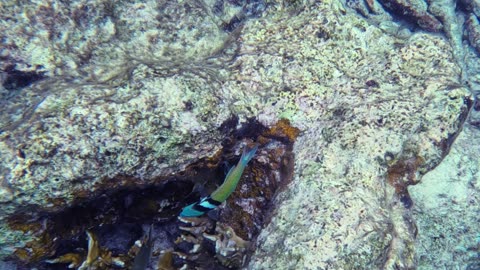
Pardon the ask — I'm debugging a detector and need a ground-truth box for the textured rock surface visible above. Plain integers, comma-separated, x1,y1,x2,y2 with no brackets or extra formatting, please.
0,0,241,259
0,0,477,269
410,123,480,269
346,0,480,87
242,2,473,270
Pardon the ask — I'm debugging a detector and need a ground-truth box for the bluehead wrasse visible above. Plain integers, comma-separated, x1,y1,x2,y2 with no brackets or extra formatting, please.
180,145,258,217
132,225,154,270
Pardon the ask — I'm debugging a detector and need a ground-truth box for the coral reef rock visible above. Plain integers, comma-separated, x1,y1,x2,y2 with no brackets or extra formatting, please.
0,0,478,269
410,122,480,269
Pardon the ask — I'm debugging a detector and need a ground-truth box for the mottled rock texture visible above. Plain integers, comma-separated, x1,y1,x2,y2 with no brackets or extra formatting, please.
242,2,472,269
0,0,477,269
346,0,480,89
410,123,480,269
0,0,239,259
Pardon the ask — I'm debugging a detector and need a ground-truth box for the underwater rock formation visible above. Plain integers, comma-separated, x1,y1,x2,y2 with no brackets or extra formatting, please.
410,122,480,269
377,0,442,31
238,2,474,270
0,0,478,269
346,0,480,86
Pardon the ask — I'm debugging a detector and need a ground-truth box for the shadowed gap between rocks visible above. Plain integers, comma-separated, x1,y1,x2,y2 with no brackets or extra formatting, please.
5,118,299,270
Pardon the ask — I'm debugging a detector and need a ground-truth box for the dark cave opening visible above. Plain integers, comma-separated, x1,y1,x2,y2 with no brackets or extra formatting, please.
7,119,299,270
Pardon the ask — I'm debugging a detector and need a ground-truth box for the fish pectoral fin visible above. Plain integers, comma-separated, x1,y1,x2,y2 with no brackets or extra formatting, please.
223,167,235,184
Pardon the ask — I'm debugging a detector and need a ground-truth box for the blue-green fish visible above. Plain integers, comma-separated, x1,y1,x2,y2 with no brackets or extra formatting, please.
180,145,258,217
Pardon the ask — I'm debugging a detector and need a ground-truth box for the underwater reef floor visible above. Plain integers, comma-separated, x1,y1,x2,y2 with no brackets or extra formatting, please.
1,0,480,269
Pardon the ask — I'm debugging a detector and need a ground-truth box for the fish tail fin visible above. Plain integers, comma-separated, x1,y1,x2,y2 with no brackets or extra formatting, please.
240,144,258,166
